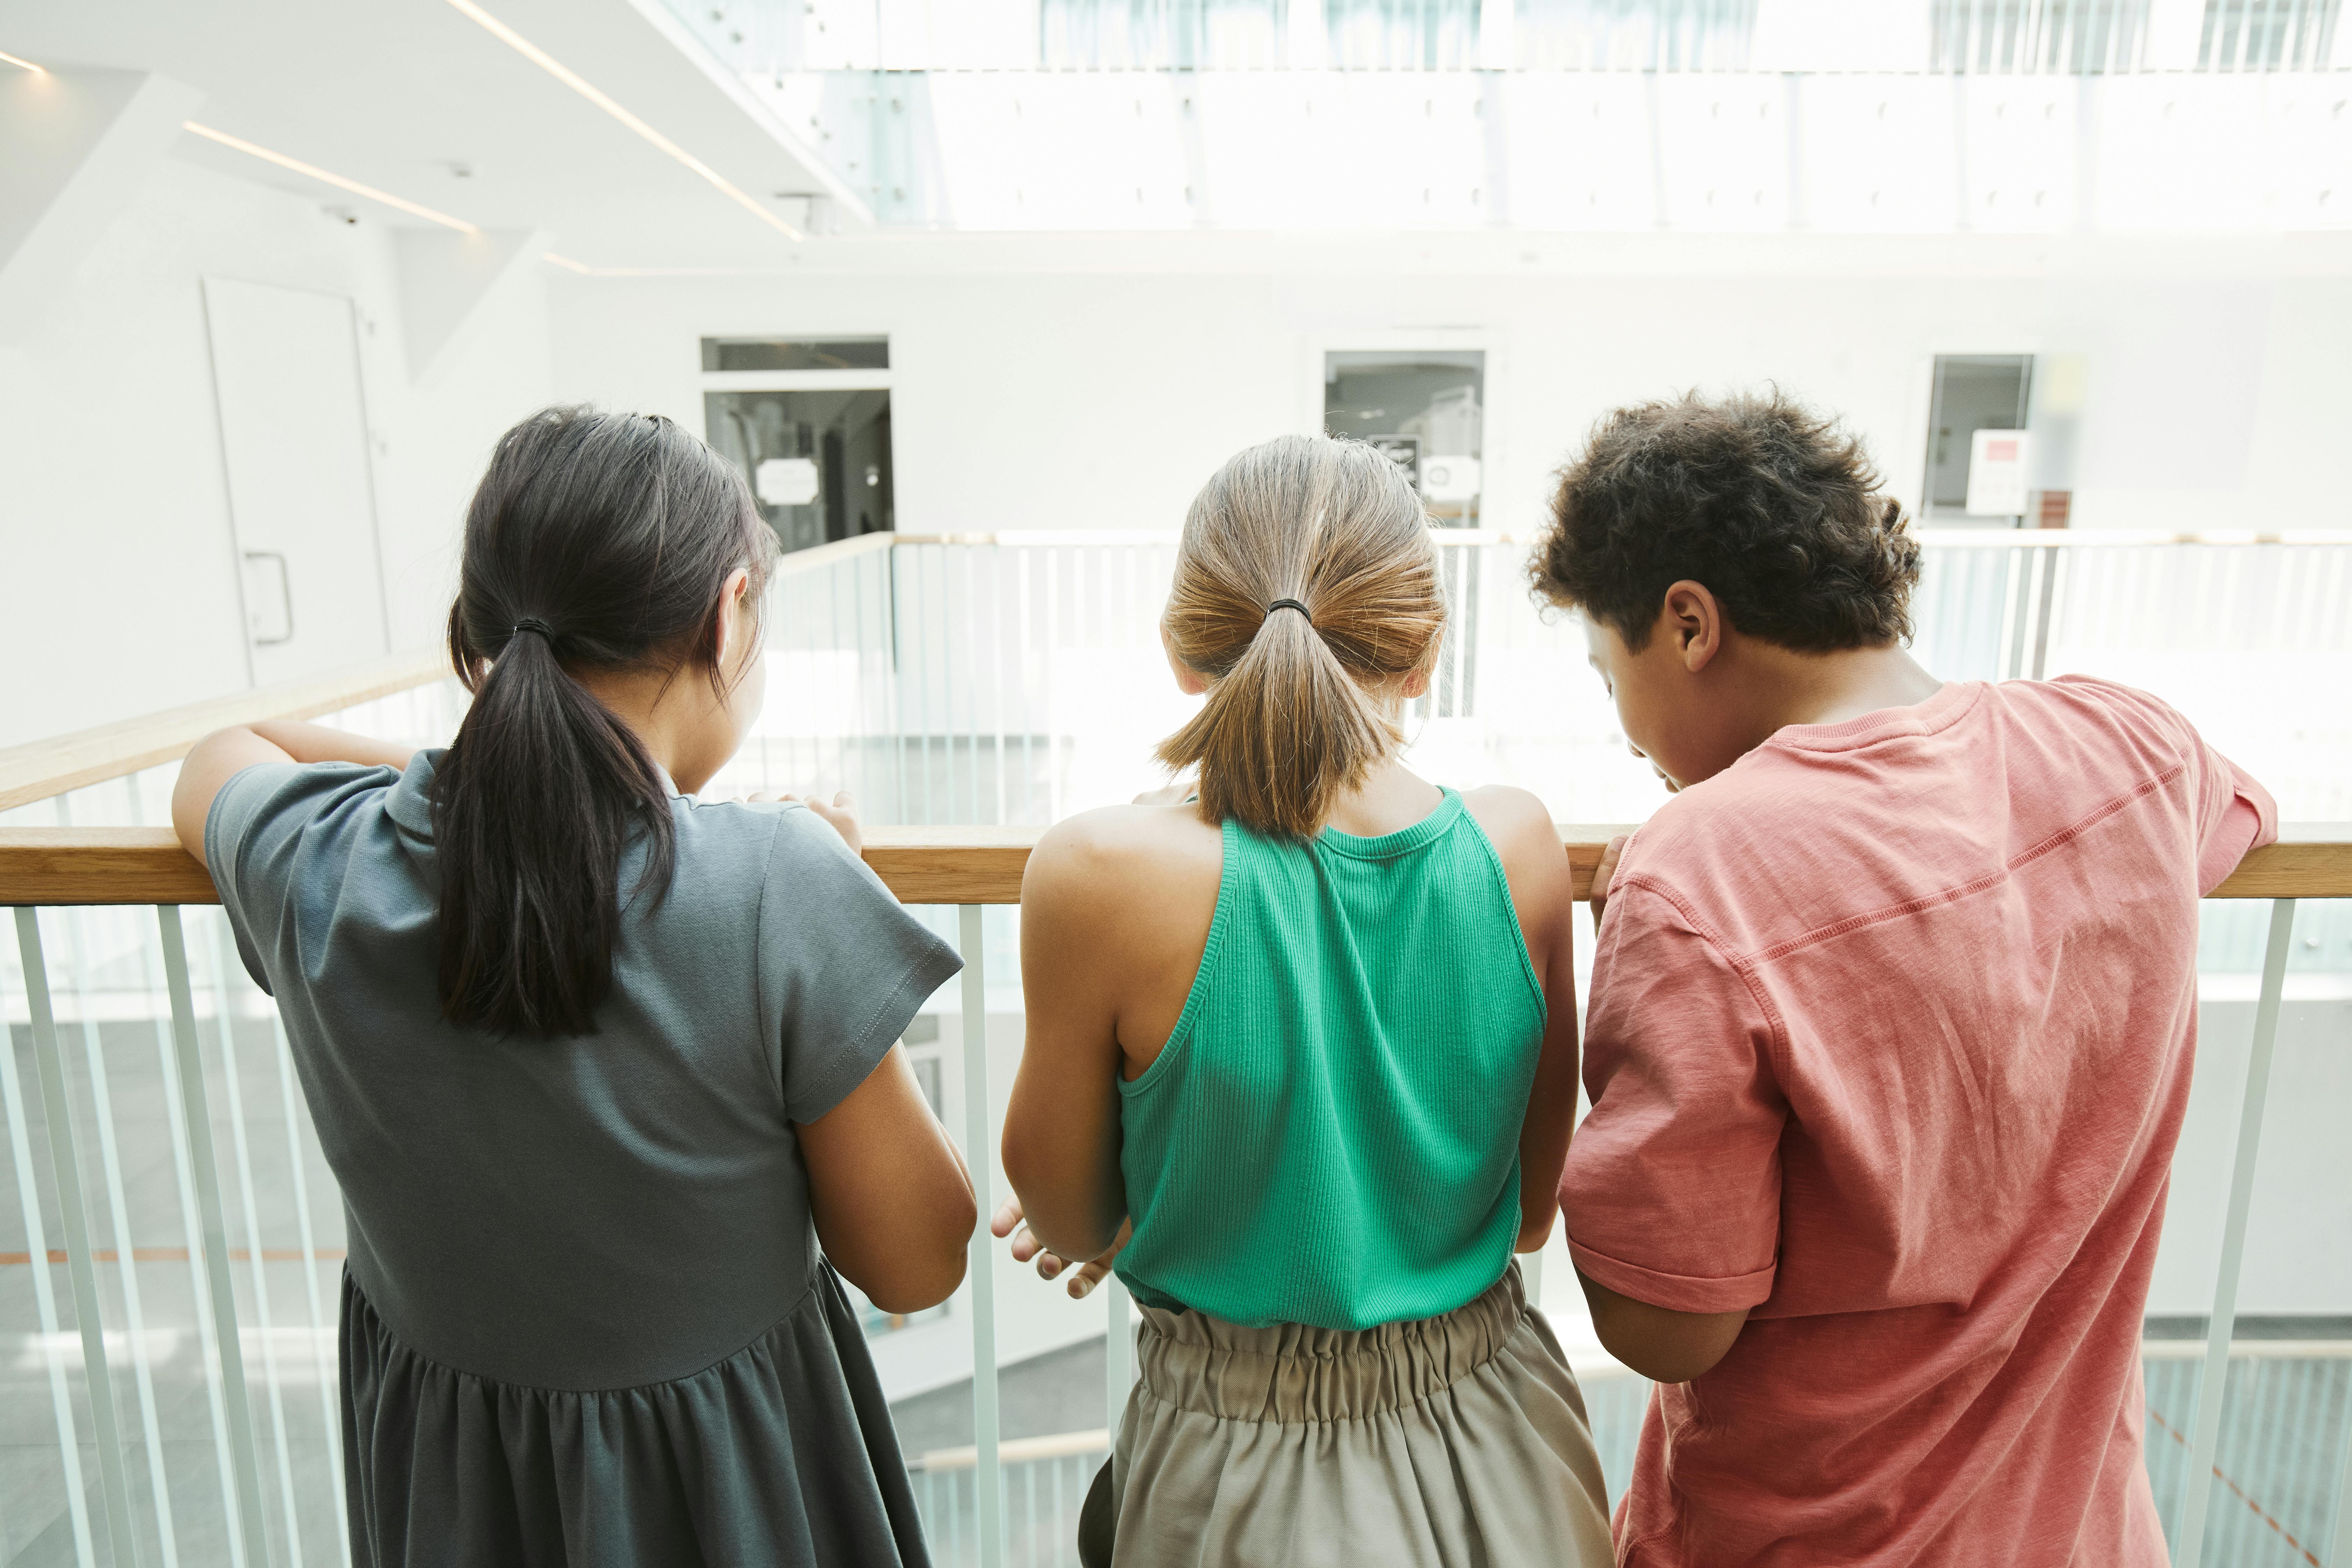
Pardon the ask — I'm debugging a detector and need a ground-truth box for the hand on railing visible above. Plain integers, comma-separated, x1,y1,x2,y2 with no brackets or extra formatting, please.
748,789,862,855
991,1197,1131,1299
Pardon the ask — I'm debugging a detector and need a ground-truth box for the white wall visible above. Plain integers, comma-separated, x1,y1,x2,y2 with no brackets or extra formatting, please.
546,230,2352,541
0,155,551,747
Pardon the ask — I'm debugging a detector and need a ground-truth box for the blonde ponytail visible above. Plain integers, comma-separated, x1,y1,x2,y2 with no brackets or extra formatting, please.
1156,435,1446,839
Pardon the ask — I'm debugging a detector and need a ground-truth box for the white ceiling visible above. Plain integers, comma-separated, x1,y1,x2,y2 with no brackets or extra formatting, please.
0,0,853,263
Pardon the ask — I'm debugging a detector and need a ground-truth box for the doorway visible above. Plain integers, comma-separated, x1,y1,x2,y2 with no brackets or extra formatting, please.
701,336,894,554
202,277,390,685
1323,350,1486,527
1924,354,2033,524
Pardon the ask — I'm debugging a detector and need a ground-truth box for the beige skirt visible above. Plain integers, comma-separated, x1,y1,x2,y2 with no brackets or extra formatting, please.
1096,1262,1617,1568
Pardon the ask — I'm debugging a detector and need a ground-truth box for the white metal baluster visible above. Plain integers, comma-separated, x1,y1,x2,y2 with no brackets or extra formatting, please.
916,550,936,825
18,908,141,1566
4,912,100,1568
59,898,181,1566
828,549,850,801
201,916,303,1564
157,906,270,1568
959,905,1003,1567
1018,550,1037,824
141,924,243,1567
1024,1461,1038,1564
2174,897,2295,1568
991,547,1008,828
964,548,986,824
1052,1457,1067,1568
268,1008,350,1568
2330,1380,2352,1568
883,549,908,825
1045,548,1063,828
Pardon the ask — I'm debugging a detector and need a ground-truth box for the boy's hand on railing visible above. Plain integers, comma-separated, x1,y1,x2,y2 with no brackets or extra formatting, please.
1590,833,1629,933
749,789,863,855
990,1197,1131,1300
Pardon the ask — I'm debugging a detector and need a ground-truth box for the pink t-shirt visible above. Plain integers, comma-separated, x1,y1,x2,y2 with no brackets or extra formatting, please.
1560,676,2276,1568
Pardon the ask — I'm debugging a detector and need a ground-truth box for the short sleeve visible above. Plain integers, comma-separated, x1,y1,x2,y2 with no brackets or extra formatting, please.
1558,879,1786,1315
754,807,963,1125
205,761,401,995
2187,736,2277,896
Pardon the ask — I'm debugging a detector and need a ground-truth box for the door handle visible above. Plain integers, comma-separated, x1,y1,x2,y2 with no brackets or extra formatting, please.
243,551,294,645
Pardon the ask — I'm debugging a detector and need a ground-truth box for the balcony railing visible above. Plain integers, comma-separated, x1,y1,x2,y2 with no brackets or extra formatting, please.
1,532,2348,1568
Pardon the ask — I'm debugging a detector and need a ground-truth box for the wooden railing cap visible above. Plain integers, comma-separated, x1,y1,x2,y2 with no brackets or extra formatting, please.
1,825,2343,906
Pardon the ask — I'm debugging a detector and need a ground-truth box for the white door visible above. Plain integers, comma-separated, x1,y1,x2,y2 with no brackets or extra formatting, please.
203,276,390,685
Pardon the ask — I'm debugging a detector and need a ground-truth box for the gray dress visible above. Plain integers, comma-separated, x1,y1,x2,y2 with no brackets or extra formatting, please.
208,752,961,1568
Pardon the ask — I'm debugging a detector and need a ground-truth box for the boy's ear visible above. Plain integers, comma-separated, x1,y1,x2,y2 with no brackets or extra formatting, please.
1661,580,1726,674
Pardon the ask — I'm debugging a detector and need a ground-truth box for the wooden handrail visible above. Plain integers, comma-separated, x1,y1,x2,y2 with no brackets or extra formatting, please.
0,649,452,816
0,825,2343,907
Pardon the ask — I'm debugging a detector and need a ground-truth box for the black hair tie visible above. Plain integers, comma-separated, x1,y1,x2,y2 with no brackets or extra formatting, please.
510,617,556,644
1265,598,1312,626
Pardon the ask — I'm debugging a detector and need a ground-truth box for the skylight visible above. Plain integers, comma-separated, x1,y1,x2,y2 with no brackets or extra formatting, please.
654,0,2352,234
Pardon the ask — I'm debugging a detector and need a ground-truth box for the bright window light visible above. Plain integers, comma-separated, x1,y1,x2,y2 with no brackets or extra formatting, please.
0,48,45,72
442,0,802,241
181,121,478,231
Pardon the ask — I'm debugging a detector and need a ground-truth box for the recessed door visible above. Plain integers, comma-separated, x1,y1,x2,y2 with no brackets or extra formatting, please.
1924,354,2034,525
203,276,390,684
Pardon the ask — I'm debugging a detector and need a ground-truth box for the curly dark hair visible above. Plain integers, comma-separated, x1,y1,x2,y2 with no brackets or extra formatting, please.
1529,389,1922,652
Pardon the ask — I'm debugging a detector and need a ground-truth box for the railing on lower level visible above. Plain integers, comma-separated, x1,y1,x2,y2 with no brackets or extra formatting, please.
0,827,2346,1568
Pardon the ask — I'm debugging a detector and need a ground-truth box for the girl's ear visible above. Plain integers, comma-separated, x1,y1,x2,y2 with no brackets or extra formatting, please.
1161,620,1210,696
1400,664,1432,701
713,566,754,670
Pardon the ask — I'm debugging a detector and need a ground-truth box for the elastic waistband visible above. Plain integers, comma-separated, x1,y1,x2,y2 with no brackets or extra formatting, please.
1133,1262,1530,1424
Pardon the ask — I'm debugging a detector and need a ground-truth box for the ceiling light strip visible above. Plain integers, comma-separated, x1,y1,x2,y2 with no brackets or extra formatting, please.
541,252,798,277
443,0,802,242
183,121,478,232
0,49,46,72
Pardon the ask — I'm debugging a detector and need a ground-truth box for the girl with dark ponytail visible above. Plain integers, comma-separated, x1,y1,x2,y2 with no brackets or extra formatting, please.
175,406,973,1568
997,435,1615,1567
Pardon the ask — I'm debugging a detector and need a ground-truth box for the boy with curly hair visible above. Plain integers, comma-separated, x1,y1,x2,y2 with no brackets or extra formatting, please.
1534,391,2274,1567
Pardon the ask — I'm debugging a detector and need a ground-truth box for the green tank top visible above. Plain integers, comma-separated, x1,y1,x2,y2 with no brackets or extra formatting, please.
1112,787,1546,1331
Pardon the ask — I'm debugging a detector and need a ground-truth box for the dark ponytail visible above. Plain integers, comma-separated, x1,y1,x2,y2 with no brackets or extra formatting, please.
434,407,773,1037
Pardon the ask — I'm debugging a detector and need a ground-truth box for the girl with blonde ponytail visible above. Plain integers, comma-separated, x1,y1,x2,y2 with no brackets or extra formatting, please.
1000,435,1615,1568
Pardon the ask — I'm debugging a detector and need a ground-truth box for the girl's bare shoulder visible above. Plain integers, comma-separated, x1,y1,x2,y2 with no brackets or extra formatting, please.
1460,784,1560,858
1023,803,1224,930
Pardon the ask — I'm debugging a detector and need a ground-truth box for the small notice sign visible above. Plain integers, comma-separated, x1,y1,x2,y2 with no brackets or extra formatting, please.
1966,429,2031,517
756,456,821,508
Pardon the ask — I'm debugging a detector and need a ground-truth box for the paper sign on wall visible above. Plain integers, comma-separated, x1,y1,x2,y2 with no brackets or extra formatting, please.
1965,429,2031,517
755,456,820,507
1422,455,1482,503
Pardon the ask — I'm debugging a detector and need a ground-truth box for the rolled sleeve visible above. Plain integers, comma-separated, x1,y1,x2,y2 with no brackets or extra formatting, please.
1560,880,1786,1315
2191,744,2278,896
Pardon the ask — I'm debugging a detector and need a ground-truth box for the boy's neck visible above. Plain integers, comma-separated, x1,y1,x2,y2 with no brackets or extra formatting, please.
1724,637,1947,753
